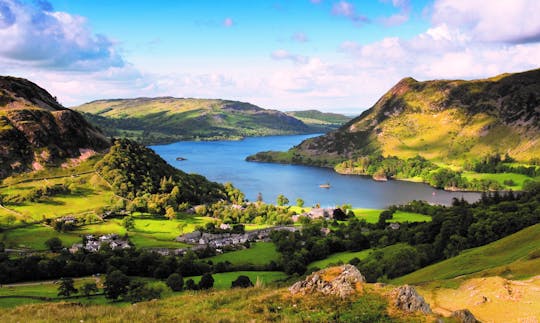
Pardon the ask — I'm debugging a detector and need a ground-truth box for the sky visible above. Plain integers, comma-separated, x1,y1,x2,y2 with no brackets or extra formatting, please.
0,0,539,114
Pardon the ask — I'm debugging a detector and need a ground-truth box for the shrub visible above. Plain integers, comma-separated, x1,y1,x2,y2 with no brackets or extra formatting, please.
166,273,184,292
231,275,253,288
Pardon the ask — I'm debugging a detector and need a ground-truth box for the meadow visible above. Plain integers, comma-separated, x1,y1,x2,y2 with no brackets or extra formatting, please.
205,242,280,266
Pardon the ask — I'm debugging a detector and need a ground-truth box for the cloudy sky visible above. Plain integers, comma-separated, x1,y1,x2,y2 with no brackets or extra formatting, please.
0,0,539,113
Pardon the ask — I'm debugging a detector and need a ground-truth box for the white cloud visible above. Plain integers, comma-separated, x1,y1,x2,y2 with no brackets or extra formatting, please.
0,0,123,71
431,0,540,43
332,1,368,24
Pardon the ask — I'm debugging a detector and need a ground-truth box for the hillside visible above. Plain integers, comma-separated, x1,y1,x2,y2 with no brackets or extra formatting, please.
0,76,110,179
73,98,328,144
392,224,540,322
393,223,540,285
249,69,540,190
286,109,351,131
292,69,540,163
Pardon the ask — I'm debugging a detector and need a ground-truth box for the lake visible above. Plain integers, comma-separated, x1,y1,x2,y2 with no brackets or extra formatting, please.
151,134,481,208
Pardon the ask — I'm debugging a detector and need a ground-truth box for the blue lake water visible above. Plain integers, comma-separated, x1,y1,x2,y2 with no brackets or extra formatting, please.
151,134,481,208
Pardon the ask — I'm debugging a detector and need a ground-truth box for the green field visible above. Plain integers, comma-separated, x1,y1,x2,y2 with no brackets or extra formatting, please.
393,223,540,285
205,242,280,266
0,277,107,308
308,249,372,270
353,209,431,223
188,271,288,289
462,171,538,190
0,224,82,250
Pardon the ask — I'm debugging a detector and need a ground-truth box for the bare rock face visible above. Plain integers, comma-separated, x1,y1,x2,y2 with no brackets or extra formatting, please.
289,265,365,298
392,285,432,314
451,309,480,323
0,76,109,178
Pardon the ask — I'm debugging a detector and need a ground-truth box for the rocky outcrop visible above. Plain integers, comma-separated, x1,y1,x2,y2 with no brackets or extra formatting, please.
451,309,480,323
392,285,432,314
0,76,110,178
289,265,365,298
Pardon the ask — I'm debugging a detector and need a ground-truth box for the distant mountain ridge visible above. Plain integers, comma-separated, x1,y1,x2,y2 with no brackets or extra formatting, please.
264,69,540,165
0,76,110,179
73,98,342,145
286,110,351,131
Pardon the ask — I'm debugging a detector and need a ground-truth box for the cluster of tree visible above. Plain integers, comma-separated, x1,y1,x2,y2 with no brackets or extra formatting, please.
336,154,507,190
196,222,245,234
95,139,228,216
272,183,540,281
467,153,540,177
195,200,295,225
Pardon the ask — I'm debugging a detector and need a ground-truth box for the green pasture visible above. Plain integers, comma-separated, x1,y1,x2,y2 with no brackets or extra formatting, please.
462,171,537,190
353,209,431,223
205,242,280,266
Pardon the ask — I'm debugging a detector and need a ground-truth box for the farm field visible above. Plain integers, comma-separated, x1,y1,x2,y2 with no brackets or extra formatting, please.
353,209,431,223
205,242,280,266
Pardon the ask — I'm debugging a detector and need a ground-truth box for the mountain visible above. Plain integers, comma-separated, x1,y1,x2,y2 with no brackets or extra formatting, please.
287,69,540,163
248,69,540,189
285,110,351,131
73,98,327,144
0,76,110,179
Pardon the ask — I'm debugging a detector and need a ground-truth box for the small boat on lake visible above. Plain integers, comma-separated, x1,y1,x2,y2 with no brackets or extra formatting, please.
176,157,187,161
319,183,331,189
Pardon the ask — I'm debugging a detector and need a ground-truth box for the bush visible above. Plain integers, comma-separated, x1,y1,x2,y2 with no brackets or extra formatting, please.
44,237,63,252
126,280,162,303
231,275,253,288
185,278,198,290
198,273,214,290
166,273,184,292
503,179,516,186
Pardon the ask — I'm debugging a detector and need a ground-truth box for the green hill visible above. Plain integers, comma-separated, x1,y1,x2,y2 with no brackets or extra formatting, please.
73,98,330,144
249,69,540,190
393,223,540,285
286,110,351,131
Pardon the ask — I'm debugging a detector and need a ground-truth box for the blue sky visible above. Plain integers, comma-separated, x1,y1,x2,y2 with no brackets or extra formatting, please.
0,0,539,113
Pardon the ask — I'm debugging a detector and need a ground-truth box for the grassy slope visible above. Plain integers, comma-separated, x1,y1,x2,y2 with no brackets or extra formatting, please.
393,223,540,285
308,249,372,270
0,284,423,322
205,242,280,266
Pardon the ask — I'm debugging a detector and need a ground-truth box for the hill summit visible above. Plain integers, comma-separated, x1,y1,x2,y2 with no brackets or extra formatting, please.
73,97,320,144
0,76,110,178
273,68,540,165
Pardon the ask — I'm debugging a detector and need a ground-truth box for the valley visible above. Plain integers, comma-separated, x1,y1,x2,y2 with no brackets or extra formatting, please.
0,72,539,322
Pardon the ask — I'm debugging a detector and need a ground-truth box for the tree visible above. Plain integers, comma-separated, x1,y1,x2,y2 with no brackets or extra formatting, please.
57,277,77,297
231,275,253,288
165,206,176,220
185,278,198,290
81,282,99,297
256,192,263,203
377,210,394,229
198,273,214,290
276,194,289,206
166,273,184,292
122,216,135,230
125,280,162,303
45,237,63,252
104,270,130,300
296,198,304,208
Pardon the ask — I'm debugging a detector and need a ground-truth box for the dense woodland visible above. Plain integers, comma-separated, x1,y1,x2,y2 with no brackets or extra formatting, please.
95,139,227,215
